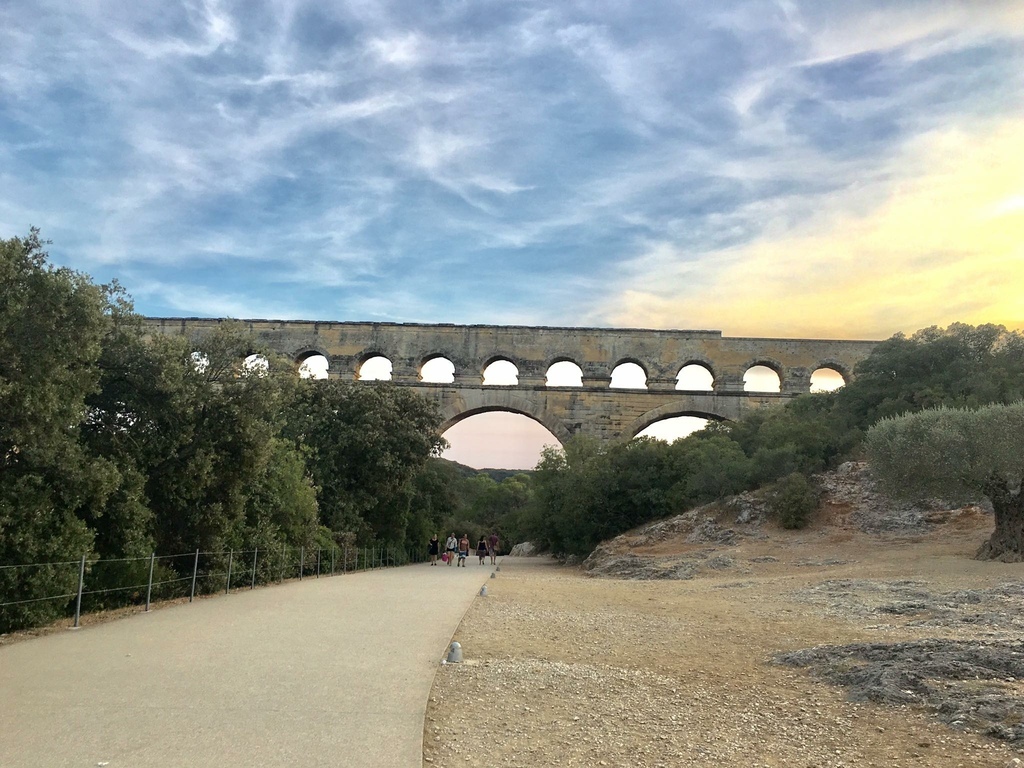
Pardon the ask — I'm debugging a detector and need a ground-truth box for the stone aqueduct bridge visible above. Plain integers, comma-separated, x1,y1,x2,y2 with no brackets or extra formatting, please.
144,318,880,443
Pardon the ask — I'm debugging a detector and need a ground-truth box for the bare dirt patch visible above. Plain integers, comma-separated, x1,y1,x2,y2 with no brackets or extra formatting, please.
424,517,1024,767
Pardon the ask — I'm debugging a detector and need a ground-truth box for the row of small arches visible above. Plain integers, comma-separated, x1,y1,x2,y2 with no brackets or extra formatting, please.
293,354,846,393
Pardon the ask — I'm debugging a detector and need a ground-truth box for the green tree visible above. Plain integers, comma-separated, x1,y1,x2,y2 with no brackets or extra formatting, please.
524,437,604,556
0,230,116,630
407,459,466,548
668,433,750,504
865,402,1024,561
282,380,445,545
840,323,1024,426
83,316,303,559
765,472,820,529
526,437,682,557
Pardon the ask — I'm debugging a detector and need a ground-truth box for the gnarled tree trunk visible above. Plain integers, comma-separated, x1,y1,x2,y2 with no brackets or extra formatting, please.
975,477,1024,562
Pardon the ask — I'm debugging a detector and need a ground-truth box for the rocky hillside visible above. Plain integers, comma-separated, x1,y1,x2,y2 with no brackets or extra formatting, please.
582,461,990,580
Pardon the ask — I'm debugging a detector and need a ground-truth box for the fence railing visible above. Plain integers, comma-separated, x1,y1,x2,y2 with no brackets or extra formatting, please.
0,543,427,633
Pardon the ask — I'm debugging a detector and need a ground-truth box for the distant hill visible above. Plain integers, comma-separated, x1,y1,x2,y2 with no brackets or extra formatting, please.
438,458,533,482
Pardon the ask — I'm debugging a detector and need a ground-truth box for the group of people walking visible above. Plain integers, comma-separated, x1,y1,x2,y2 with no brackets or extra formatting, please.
427,532,499,566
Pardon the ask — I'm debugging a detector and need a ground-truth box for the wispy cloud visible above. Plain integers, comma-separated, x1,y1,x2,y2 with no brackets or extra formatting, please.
606,117,1024,337
0,0,1022,332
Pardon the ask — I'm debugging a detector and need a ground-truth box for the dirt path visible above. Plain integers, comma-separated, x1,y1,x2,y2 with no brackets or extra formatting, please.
425,525,1024,767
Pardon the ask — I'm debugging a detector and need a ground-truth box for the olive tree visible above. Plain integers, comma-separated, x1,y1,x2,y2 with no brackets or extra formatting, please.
865,401,1024,561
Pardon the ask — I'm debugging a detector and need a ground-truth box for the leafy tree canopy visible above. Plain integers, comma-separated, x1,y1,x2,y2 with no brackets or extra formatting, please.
282,379,445,545
866,401,1024,561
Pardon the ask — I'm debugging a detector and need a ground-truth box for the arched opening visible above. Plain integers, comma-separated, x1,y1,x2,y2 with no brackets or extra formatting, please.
482,359,518,386
610,362,647,389
441,411,560,470
810,367,846,393
636,415,709,443
243,354,269,377
421,357,456,384
298,353,329,380
675,363,714,391
744,365,780,393
358,356,392,381
545,360,583,387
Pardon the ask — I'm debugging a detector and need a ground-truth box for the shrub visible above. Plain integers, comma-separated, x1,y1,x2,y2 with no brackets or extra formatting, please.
766,472,820,529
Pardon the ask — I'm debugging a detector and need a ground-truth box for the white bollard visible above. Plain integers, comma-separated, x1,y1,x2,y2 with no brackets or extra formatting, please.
490,571,496,579
479,585,488,596
446,641,463,663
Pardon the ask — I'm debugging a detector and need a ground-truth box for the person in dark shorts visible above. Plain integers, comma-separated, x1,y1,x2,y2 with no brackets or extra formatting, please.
445,533,458,566
428,534,440,565
488,532,499,565
476,536,488,565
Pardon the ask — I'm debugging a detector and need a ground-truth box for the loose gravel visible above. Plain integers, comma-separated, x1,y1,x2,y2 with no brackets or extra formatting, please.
423,520,1024,768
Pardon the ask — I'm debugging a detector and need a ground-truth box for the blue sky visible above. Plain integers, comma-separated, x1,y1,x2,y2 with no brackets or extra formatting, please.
2,0,1022,339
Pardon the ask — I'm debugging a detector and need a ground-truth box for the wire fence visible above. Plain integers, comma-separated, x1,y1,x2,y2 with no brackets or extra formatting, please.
0,543,428,633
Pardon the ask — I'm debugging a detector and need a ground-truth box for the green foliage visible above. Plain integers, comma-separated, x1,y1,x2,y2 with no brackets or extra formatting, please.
0,230,453,631
407,459,535,555
690,323,1024,493
670,434,750,502
865,402,1024,560
865,402,1024,503
526,437,687,557
765,472,820,529
0,230,112,630
282,379,445,545
838,323,1024,425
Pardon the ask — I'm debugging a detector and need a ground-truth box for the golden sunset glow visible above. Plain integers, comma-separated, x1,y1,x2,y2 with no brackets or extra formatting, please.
613,119,1024,339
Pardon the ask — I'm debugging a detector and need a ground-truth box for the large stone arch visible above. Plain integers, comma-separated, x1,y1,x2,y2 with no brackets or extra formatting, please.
623,396,734,440
437,389,572,445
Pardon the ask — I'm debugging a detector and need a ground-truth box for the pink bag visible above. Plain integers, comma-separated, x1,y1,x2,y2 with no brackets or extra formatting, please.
441,552,448,563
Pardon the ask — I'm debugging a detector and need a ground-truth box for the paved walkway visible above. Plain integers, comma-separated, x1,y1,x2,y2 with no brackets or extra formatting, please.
0,560,495,768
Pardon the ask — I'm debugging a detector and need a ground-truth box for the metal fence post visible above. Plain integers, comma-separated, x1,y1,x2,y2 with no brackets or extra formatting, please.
316,548,321,578
145,552,155,611
251,547,258,590
73,554,86,628
281,544,286,582
331,546,335,576
363,547,367,571
226,550,233,594
190,549,199,602
299,547,304,581
344,545,348,573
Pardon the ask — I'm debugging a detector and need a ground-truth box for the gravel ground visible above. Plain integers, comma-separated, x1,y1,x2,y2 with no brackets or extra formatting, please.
423,521,1024,768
